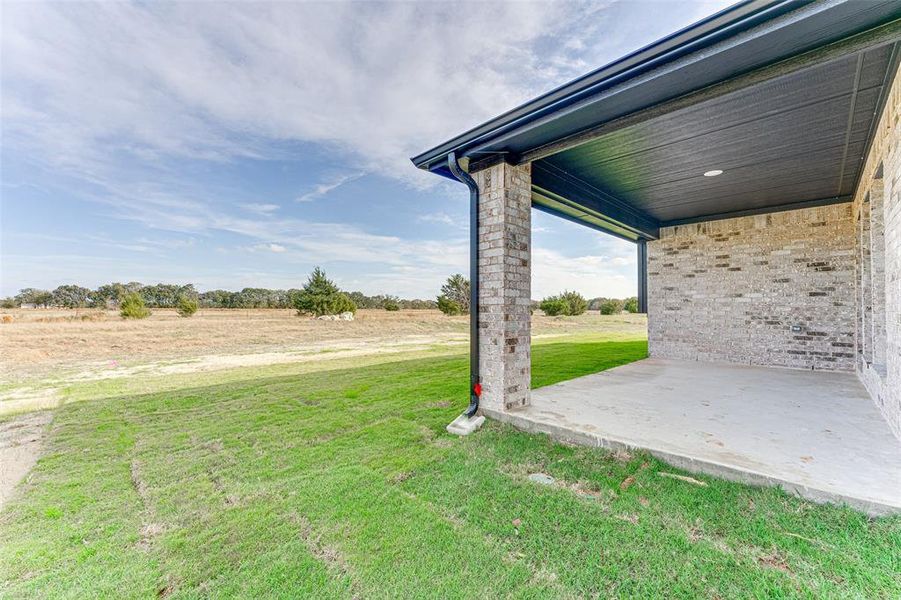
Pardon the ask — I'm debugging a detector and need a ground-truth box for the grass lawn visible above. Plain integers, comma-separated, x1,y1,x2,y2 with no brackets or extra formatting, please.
1,335,899,598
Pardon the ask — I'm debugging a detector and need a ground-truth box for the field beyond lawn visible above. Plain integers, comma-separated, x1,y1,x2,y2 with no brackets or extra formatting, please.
1,334,899,598
0,309,647,415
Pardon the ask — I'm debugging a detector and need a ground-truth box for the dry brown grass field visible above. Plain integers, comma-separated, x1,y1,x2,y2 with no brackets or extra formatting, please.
0,308,646,394
1,308,468,377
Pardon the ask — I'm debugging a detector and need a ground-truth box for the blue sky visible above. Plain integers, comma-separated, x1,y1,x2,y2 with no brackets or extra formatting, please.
1,0,730,299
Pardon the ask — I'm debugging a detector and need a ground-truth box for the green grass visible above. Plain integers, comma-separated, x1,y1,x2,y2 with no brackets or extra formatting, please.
1,336,899,598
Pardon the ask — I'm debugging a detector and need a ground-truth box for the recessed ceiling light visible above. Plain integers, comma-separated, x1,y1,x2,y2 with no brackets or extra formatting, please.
703,169,724,177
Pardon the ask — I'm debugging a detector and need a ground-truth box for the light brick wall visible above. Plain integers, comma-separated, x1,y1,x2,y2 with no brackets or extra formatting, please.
858,200,874,365
647,204,856,370
851,62,900,440
473,162,532,412
869,185,887,367
646,62,901,441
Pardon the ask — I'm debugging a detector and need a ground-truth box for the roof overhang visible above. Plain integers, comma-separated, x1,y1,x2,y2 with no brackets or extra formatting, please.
412,0,901,241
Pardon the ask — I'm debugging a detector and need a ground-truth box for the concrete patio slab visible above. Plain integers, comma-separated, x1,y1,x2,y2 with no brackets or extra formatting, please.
484,359,901,516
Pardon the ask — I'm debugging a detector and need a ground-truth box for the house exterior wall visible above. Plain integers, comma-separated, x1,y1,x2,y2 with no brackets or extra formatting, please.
851,63,900,440
647,204,856,371
473,161,532,413
647,63,900,441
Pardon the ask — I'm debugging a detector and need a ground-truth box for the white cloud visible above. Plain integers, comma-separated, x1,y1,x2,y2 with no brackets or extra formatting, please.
417,212,462,228
5,231,195,256
239,203,280,215
51,174,471,294
252,243,287,253
1,0,732,297
95,185,467,269
296,172,363,202
1,1,731,186
532,246,636,300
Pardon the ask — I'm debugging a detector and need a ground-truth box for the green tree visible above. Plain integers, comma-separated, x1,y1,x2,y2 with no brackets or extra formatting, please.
406,299,437,310
330,293,356,315
15,288,52,308
559,290,588,316
623,297,639,313
437,295,463,316
51,285,93,308
120,292,151,319
439,274,470,314
293,267,356,316
140,283,185,308
199,290,237,308
539,296,568,316
599,299,624,315
176,295,198,317
539,291,587,316
92,283,127,307
383,297,400,311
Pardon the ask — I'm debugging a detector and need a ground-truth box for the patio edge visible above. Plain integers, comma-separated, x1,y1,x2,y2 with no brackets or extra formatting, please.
482,407,901,518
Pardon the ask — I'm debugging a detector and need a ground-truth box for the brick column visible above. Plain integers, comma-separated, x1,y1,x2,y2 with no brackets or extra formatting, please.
473,162,531,412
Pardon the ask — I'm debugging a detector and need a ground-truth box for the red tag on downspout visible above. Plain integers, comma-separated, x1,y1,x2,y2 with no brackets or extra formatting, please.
473,383,482,397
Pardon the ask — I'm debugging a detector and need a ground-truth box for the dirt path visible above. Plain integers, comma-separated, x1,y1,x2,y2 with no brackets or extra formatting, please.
0,411,52,510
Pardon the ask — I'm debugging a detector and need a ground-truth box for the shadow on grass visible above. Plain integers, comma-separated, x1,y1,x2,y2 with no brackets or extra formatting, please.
532,339,647,388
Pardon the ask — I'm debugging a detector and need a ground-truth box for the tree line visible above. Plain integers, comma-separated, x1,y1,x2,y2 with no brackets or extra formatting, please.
537,293,639,316
2,282,437,310
432,274,639,317
4,273,637,316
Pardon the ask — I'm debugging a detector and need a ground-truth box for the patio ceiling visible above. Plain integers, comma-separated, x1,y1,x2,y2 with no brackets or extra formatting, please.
412,0,901,242
532,40,899,234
